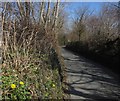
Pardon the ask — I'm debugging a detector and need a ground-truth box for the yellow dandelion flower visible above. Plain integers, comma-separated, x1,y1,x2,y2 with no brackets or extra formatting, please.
11,84,16,89
52,84,55,87
20,81,24,85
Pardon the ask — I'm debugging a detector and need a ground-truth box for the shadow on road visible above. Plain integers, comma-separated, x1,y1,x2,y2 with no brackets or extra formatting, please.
64,83,119,101
65,68,120,87
62,48,120,100
64,67,120,100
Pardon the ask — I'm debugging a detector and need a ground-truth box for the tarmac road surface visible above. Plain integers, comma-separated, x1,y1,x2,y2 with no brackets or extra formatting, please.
61,47,120,100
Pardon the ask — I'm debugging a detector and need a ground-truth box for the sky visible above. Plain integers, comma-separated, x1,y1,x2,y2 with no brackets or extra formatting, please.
66,2,118,17
66,2,104,16
64,2,118,30
65,2,104,29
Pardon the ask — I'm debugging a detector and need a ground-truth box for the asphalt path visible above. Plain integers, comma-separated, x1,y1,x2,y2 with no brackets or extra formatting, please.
61,48,120,100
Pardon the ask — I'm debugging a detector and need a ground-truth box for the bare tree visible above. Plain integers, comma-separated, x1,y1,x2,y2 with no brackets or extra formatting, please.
45,1,51,29
52,0,60,30
39,2,45,25
72,6,91,41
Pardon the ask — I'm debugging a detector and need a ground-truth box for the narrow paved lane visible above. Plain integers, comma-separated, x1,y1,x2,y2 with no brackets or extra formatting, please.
61,48,120,100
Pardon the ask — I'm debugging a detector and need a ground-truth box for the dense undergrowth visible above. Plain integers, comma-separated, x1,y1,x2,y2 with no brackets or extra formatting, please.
1,46,64,99
1,31,65,99
0,2,66,99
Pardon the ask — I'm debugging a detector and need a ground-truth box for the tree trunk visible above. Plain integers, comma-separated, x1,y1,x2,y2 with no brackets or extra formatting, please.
52,0,60,31
39,2,45,25
25,2,30,27
45,1,51,29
